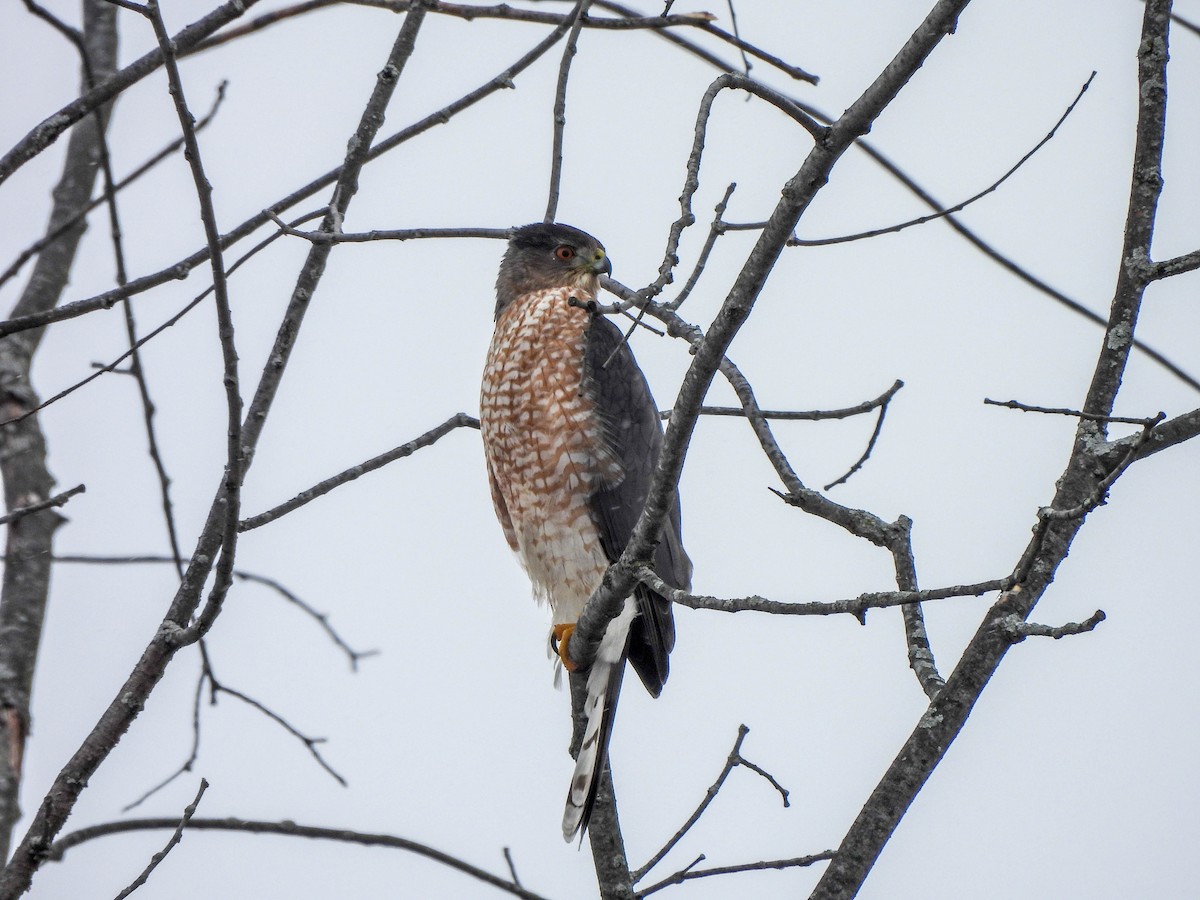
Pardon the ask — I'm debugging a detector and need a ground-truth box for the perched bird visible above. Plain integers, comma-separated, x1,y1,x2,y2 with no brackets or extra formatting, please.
479,223,691,841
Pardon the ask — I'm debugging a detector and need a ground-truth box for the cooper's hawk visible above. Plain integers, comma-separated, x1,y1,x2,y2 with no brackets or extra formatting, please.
480,223,691,841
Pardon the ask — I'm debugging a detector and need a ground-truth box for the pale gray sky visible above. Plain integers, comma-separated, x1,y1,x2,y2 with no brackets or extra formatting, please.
2,1,1198,898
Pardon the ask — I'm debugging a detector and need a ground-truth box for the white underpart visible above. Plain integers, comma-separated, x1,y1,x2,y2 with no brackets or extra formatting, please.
479,287,622,632
562,596,635,841
480,283,632,841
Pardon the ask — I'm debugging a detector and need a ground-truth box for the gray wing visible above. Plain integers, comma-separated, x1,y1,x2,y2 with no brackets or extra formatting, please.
583,315,692,697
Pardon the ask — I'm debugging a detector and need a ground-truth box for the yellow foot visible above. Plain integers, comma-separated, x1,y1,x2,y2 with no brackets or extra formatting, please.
552,623,578,672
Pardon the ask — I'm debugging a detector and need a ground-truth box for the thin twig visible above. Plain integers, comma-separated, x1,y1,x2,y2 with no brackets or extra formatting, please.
545,0,594,222
139,10,247,705
0,485,85,527
638,852,836,896
1000,609,1106,642
679,385,903,422
984,398,1163,426
0,0,260,186
112,779,208,900
232,571,379,670
262,213,509,245
788,74,1095,246
21,0,81,41
641,72,826,308
666,183,736,310
0,28,575,341
239,413,478,531
638,567,1010,618
1168,7,1200,37
724,0,752,74
823,390,892,490
502,847,521,887
212,683,346,786
46,818,552,900
37,554,371,669
634,725,789,882
0,210,325,430
72,9,189,581
123,675,204,812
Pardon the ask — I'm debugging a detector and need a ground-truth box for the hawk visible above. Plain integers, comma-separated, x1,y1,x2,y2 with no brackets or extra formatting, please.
479,223,691,841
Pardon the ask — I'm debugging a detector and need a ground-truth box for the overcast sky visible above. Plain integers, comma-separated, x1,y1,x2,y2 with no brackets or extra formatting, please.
3,1,1198,898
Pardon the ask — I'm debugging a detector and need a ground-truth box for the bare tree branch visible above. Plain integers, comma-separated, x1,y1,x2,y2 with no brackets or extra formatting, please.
568,0,973,679
983,398,1165,425
212,682,346,786
665,182,736,310
190,0,817,83
140,0,244,642
638,851,836,896
545,0,594,222
0,10,431,895
262,214,510,245
0,0,116,864
680,379,905,422
809,5,1178,896
0,210,324,430
1039,413,1165,521
0,0,259,185
787,73,1095,246
641,567,1009,618
121,675,204,812
112,779,207,900
0,21,577,342
822,394,891,491
0,31,224,293
1147,247,1200,280
1096,406,1200,466
589,0,1200,394
45,818,552,900
1000,610,1106,642
239,413,479,531
0,485,85,527
634,725,789,882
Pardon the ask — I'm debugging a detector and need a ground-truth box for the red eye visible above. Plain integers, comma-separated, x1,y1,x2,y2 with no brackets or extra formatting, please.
554,245,576,261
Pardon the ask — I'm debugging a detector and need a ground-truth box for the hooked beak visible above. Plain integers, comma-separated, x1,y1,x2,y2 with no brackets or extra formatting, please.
590,250,612,277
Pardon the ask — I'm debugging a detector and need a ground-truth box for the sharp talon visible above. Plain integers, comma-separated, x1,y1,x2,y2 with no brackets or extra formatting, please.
552,623,578,672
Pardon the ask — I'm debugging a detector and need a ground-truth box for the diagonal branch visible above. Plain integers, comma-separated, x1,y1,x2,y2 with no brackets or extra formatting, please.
0,82,227,294
0,23,577,342
0,0,260,185
788,73,1095,246
112,779,207,900
0,0,117,865
809,5,1177,897
238,413,479,531
567,0,974,673
0,10,431,896
0,485,85,527
634,725,790,882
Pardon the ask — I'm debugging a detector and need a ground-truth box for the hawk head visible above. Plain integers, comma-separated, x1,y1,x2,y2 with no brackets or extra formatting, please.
494,223,612,320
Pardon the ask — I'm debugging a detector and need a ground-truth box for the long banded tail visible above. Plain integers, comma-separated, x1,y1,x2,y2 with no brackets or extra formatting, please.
562,598,635,841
